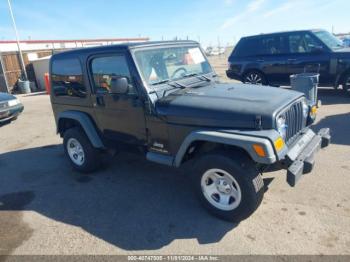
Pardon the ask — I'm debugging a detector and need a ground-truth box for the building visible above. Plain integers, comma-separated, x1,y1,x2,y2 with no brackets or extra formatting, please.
0,37,149,93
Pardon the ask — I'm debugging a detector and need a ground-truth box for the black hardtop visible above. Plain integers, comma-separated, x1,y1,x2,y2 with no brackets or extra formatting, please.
51,40,199,60
241,29,323,40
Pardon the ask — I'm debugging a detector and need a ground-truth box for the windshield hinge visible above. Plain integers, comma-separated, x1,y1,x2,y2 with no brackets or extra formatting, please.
255,115,262,130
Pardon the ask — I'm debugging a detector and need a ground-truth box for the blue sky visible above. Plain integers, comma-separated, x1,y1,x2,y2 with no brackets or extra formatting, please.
0,0,348,47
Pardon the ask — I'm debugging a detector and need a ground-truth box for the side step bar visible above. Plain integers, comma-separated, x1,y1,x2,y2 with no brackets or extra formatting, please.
146,152,174,166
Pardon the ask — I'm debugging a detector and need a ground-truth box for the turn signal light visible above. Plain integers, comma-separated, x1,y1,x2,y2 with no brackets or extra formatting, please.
253,144,266,157
311,106,317,115
274,137,285,151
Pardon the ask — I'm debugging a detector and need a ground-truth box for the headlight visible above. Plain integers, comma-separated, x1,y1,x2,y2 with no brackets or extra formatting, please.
302,100,309,119
277,115,287,140
7,99,20,107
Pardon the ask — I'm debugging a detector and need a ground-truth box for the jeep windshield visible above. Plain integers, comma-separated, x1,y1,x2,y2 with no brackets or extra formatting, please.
133,45,213,87
314,30,344,50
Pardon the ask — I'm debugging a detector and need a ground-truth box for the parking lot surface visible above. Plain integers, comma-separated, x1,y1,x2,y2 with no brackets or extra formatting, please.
0,57,350,255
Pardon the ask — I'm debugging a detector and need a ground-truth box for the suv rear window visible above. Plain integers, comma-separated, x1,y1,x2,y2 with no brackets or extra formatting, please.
235,38,261,57
234,35,286,57
51,58,86,98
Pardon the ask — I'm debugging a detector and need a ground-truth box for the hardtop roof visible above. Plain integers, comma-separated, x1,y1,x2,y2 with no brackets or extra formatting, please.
51,40,199,59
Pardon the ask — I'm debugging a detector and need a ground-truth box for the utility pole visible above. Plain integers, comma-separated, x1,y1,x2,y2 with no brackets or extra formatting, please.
7,0,27,80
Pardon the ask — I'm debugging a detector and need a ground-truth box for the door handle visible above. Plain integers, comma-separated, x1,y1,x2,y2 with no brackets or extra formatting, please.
96,96,105,106
257,59,265,62
288,59,297,62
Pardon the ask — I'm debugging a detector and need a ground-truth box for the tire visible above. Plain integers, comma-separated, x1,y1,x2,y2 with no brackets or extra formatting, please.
243,70,267,85
63,127,101,173
343,73,350,96
192,150,264,222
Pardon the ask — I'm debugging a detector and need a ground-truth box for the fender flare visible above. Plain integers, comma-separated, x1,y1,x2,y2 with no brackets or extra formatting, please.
174,130,278,167
57,111,105,149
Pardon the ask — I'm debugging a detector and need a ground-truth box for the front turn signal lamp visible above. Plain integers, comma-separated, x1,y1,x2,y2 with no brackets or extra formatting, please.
310,106,317,116
274,137,285,152
253,144,266,157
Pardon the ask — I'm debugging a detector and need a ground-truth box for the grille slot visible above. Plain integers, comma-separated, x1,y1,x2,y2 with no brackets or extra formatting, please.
282,101,306,145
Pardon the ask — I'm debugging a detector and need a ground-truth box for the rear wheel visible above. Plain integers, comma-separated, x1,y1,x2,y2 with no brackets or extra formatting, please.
63,127,101,173
343,73,350,96
192,151,264,222
243,71,267,85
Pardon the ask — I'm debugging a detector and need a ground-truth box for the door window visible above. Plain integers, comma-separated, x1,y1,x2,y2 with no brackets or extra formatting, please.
288,33,320,53
260,36,286,55
91,55,135,94
51,58,86,98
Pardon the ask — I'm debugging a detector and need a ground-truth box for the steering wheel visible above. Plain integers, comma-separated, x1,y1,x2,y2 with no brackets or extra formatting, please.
171,67,188,79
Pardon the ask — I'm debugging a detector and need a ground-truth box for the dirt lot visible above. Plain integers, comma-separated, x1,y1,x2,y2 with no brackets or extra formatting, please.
0,57,350,255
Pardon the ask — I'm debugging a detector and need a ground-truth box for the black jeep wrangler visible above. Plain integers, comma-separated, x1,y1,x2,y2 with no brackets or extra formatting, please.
50,41,330,222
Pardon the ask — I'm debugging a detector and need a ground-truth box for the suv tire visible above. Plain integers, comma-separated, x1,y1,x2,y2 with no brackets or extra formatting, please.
243,70,267,85
63,127,101,173
343,73,350,96
193,150,264,222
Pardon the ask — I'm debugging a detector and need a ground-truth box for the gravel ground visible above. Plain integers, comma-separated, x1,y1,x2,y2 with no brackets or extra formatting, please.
0,56,349,255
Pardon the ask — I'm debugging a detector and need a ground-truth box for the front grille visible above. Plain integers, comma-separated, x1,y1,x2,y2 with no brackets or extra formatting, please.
282,101,306,145
0,102,7,109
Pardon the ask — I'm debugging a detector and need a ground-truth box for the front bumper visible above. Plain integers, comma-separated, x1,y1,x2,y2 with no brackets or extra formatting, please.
286,128,331,187
0,104,24,123
226,70,242,81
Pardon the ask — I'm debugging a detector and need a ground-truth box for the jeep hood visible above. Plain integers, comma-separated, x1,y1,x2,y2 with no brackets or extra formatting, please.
333,47,350,53
155,83,303,129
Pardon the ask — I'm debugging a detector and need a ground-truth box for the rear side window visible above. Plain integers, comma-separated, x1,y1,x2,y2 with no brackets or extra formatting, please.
51,58,86,98
261,36,286,54
235,35,286,57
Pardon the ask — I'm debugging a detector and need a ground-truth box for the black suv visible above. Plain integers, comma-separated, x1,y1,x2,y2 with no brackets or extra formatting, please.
227,30,350,93
50,41,330,222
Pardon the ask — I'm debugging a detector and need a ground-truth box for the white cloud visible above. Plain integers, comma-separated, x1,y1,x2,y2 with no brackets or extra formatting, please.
247,0,265,12
224,0,234,5
220,0,266,29
263,1,295,18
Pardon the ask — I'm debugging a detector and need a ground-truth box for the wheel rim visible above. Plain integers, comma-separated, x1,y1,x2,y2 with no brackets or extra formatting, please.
201,168,242,211
345,76,350,92
245,73,263,85
67,138,85,166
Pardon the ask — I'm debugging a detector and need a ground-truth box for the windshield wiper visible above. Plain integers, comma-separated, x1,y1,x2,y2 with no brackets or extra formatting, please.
151,79,188,88
198,75,211,82
151,79,171,86
179,73,213,83
161,81,188,97
182,73,199,78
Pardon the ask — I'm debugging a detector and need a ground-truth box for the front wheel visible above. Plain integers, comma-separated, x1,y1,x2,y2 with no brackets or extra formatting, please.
243,71,267,85
63,127,101,173
343,73,350,96
193,151,264,222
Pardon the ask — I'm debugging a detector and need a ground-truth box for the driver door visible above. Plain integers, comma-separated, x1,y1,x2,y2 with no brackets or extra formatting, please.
285,32,332,85
89,52,147,144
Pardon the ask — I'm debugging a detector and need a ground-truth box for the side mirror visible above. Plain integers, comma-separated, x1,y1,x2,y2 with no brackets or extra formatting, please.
110,77,129,94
